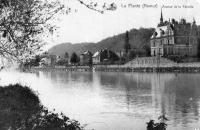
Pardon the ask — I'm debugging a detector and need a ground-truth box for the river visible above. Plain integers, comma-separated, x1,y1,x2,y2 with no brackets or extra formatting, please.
0,70,200,130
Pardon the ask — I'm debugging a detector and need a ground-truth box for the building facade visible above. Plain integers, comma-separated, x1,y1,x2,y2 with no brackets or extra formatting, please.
150,10,200,57
92,49,119,64
80,51,93,66
92,51,101,64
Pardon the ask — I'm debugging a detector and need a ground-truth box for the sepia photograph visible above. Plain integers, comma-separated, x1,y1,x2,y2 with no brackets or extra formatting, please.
0,0,200,130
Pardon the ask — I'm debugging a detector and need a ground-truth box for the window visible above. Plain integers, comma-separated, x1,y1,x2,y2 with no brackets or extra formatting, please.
152,41,156,47
160,40,163,45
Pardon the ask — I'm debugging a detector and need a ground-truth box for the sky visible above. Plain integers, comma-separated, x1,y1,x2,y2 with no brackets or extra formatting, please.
45,0,200,50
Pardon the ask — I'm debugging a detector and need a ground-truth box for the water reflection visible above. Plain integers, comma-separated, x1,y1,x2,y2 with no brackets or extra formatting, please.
41,71,94,84
1,71,200,130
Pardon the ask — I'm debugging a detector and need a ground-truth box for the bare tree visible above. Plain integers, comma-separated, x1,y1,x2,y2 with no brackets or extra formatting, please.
77,0,117,13
0,0,117,64
0,0,66,62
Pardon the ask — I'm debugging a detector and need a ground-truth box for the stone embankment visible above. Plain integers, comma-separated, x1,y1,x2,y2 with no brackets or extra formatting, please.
31,57,200,73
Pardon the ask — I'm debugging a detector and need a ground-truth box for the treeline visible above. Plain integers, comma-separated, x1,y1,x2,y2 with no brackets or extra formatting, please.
48,28,155,57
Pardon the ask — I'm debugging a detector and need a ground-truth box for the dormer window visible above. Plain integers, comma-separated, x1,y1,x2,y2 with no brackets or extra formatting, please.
153,32,158,37
160,30,165,36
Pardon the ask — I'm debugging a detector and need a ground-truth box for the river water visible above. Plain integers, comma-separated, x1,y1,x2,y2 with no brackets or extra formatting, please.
0,70,200,130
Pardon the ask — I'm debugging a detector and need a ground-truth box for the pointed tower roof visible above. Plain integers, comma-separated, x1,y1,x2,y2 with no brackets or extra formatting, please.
193,17,196,24
191,17,198,36
160,8,163,24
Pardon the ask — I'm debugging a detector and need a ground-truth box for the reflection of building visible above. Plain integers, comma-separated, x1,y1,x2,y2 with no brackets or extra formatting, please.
92,49,119,64
151,10,200,57
151,73,200,126
80,51,93,66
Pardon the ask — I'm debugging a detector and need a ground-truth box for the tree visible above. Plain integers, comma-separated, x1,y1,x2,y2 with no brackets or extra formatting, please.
143,44,151,57
0,0,65,62
64,52,69,59
0,0,117,64
70,52,79,65
197,38,200,58
23,55,41,68
76,0,117,13
124,31,131,54
128,50,136,60
0,84,83,130
146,115,168,130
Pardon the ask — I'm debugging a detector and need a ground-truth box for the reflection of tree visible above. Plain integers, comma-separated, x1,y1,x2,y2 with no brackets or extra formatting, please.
98,72,153,111
98,72,120,86
42,71,93,84
120,73,153,110
150,73,200,127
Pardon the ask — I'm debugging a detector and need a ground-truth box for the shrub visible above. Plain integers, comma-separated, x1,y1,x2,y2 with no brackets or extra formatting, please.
146,115,168,130
0,84,83,130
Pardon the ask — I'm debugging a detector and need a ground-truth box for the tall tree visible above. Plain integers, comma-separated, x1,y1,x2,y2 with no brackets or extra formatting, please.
143,44,151,57
70,52,79,64
197,38,200,58
124,31,131,54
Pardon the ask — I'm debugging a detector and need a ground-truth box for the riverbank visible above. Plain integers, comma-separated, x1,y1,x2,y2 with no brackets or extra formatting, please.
0,84,83,130
29,65,200,73
28,57,200,73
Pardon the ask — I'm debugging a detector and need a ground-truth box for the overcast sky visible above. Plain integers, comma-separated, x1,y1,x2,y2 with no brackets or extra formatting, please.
45,0,200,49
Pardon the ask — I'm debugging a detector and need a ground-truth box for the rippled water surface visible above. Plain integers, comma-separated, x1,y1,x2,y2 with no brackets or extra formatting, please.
1,70,200,130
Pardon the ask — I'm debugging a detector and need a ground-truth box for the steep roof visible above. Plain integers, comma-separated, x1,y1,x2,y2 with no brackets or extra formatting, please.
151,24,174,39
92,51,100,57
81,51,92,55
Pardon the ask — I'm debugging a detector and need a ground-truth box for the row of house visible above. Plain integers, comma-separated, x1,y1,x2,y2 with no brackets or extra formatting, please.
39,49,121,67
80,49,120,65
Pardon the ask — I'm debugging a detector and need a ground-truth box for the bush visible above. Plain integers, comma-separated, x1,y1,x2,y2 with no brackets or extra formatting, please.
146,115,168,130
0,84,83,130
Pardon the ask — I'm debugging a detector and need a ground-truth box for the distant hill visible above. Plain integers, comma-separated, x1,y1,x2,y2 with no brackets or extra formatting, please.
48,28,155,57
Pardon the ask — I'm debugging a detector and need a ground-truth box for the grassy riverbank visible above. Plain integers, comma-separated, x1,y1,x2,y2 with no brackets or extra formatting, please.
0,84,83,130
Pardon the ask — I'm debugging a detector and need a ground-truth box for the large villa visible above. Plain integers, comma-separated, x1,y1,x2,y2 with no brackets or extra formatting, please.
150,10,200,58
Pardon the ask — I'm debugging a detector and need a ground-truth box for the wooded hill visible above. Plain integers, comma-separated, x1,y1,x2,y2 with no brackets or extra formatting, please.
48,28,155,57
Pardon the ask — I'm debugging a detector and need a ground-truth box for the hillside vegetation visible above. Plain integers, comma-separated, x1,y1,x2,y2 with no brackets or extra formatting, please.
48,28,155,57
